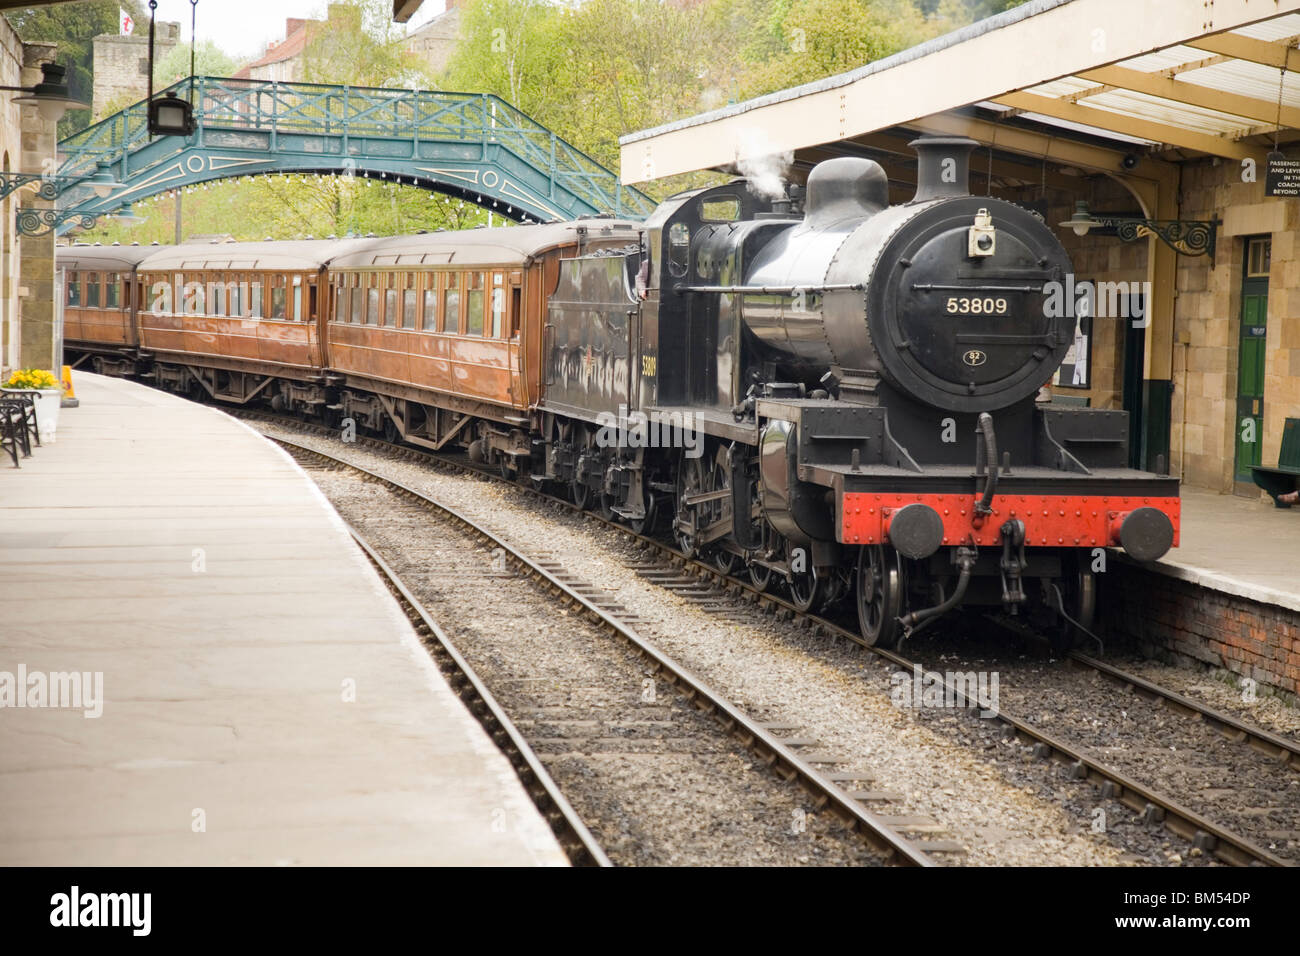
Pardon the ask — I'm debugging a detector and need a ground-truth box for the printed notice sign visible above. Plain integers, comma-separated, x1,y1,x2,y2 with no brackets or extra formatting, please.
1265,151,1300,196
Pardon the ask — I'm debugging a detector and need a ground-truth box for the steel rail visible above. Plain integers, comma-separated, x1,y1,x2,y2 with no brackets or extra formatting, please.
246,412,1289,867
272,435,936,867
347,526,611,868
1067,650,1300,771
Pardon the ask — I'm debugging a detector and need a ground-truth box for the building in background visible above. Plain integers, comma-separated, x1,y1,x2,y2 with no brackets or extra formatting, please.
404,0,461,76
232,16,318,83
91,20,179,116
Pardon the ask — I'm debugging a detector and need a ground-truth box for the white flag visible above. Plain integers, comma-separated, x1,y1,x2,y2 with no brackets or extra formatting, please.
120,8,134,36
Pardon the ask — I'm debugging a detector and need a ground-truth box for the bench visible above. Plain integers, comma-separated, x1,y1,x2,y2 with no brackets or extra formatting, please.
1252,417,1300,507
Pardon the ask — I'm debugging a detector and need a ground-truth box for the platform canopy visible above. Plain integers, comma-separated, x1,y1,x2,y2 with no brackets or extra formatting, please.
620,0,1300,186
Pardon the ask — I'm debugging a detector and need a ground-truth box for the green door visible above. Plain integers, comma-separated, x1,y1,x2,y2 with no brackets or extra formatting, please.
1234,237,1270,483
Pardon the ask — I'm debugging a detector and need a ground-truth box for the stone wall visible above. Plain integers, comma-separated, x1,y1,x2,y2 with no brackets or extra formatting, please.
17,42,57,375
0,15,22,375
1174,159,1300,493
91,22,180,117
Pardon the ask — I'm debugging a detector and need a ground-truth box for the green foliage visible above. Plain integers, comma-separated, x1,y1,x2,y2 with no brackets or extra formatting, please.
153,40,238,89
75,174,495,246
6,1,145,136
739,0,933,96
301,0,432,88
69,0,1032,239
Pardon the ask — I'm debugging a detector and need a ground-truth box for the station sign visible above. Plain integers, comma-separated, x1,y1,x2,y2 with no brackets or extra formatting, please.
1265,151,1300,197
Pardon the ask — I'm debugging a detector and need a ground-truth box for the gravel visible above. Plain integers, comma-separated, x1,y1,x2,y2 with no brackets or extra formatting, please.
306,465,887,866
256,421,1188,866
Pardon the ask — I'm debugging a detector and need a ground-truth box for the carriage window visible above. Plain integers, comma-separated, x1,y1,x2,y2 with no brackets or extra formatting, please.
366,288,379,325
86,274,100,308
443,273,460,333
66,275,80,306
249,280,263,318
209,280,226,316
184,276,204,315
105,274,121,308
466,272,484,336
402,290,417,329
422,289,437,330
230,277,243,318
349,286,361,324
293,276,303,321
384,289,398,328
491,273,505,337
271,279,287,320
510,284,521,338
335,282,347,323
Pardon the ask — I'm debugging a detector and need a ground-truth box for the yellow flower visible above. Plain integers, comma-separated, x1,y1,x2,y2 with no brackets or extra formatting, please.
3,368,59,390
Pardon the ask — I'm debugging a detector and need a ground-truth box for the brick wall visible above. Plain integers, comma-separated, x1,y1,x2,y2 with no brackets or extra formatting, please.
1103,565,1300,704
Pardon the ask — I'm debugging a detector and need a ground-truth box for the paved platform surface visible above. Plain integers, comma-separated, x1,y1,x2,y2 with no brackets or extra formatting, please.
1140,486,1300,612
0,373,566,866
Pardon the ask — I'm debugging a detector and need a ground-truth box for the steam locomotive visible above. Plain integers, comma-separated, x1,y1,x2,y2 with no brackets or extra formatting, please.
61,135,1179,647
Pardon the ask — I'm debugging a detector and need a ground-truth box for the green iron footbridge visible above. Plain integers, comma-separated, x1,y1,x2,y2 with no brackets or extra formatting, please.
52,76,655,232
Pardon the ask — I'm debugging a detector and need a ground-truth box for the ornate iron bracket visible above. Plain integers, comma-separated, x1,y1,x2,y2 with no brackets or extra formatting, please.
17,206,100,237
1093,216,1218,261
0,173,63,202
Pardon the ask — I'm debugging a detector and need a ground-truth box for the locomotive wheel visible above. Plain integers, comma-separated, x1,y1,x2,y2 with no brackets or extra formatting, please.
856,545,902,647
571,478,592,510
787,569,824,614
570,429,595,510
748,523,778,591
627,490,654,535
714,550,738,574
673,455,705,555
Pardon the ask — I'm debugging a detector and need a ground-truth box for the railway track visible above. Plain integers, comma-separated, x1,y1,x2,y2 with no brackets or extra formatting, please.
349,530,611,867
245,411,1292,866
276,435,936,867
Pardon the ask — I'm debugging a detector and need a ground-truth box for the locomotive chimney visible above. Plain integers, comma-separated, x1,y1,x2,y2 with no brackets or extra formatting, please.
910,135,978,203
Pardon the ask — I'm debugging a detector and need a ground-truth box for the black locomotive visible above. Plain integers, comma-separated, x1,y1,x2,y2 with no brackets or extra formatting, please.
544,135,1179,646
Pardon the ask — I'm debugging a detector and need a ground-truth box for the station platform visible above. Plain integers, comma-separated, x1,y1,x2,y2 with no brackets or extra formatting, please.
0,373,566,866
1108,485,1300,700
1146,486,1300,614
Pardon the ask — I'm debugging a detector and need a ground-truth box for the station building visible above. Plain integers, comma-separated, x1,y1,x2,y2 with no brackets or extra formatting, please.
621,0,1300,498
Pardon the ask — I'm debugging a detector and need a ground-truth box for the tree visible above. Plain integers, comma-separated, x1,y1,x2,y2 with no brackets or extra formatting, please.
300,0,431,88
153,40,238,90
739,0,934,97
442,0,569,120
6,1,145,136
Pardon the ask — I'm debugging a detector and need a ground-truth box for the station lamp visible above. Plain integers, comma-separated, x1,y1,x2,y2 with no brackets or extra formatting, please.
148,90,196,138
1,62,88,124
85,162,124,199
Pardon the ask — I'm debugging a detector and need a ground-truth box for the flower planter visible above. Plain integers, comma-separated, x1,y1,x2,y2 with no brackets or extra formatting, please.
6,387,62,443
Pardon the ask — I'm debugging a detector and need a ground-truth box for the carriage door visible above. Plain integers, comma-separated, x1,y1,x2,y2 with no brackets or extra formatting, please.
1234,236,1270,487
